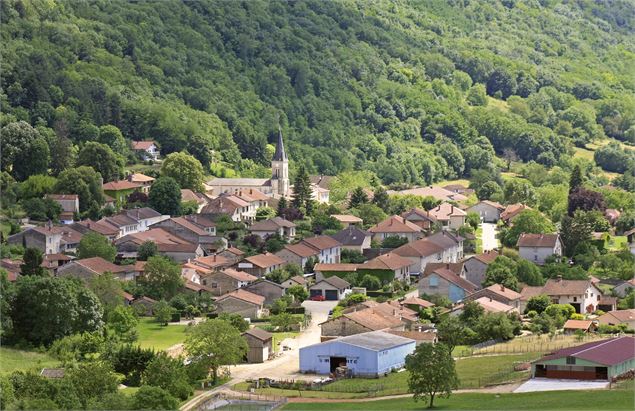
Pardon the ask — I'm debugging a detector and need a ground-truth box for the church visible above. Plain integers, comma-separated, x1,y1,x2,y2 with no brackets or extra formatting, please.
206,129,329,203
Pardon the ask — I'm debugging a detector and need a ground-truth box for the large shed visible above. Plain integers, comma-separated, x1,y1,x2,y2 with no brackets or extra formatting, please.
299,331,415,377
532,336,635,381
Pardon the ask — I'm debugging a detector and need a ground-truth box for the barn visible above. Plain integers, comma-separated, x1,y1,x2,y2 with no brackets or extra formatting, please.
299,331,415,377
532,336,635,381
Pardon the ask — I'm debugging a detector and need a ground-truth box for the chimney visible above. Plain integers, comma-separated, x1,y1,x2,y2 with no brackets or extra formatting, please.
451,205,454,213
127,174,133,182
446,263,450,269
500,285,505,292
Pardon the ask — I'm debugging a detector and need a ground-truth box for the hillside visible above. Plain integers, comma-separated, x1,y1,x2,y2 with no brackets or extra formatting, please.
1,0,635,184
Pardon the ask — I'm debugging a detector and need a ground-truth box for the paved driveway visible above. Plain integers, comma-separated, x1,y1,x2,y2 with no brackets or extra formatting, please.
481,222,498,251
514,378,609,393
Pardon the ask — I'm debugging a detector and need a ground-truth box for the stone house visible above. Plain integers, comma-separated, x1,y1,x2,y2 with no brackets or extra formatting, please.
248,217,296,240
517,233,563,265
281,275,308,290
400,208,437,231
152,216,227,253
56,257,136,281
419,267,477,303
8,225,83,254
320,309,405,338
45,194,79,224
368,215,424,244
200,268,257,296
202,194,252,222
215,289,265,320
467,200,505,223
276,243,319,269
238,253,286,277
216,247,245,265
243,279,286,306
115,228,203,262
530,277,609,314
461,250,500,289
243,328,274,363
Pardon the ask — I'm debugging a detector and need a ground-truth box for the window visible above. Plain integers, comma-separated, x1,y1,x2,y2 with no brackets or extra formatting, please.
566,357,576,365
211,282,218,288
573,297,577,302
597,295,600,301
429,275,438,287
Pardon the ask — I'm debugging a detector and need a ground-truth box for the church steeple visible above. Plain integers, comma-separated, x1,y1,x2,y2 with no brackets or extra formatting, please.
271,126,289,197
273,126,288,161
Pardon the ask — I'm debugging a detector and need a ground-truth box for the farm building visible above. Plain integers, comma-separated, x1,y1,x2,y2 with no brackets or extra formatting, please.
531,336,635,381
242,328,273,363
299,331,416,377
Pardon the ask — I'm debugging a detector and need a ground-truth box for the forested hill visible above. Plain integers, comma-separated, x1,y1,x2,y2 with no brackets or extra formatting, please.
2,0,634,184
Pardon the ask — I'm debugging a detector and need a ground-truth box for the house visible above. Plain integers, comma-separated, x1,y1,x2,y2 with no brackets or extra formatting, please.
45,194,79,224
563,319,596,334
400,296,435,311
125,207,169,231
357,252,411,283
597,310,635,330
613,278,635,297
131,296,157,316
183,214,217,235
127,173,155,193
309,276,350,301
526,277,608,314
215,289,265,320
152,217,227,253
41,253,72,275
392,238,444,275
464,283,522,311
517,233,563,265
200,268,257,296
8,224,83,254
71,219,120,242
368,215,424,244
452,297,517,315
131,140,160,161
216,246,244,265
400,208,437,231
182,280,214,296
330,215,363,228
467,200,505,223
56,257,135,281
115,228,203,262
462,251,500,290
102,180,143,207
243,328,274,363
276,243,319,269
201,194,251,222
312,184,330,204
98,213,141,238
598,296,618,313
624,228,635,255
248,217,296,240
243,279,286,306
419,267,477,303
300,236,342,264
427,203,467,231
330,226,371,253
442,184,475,197
500,203,531,224
235,188,270,211
425,231,464,262
300,331,416,377
320,309,405,338
313,263,358,282
238,253,285,277
422,262,464,278
281,275,308,290
388,186,467,203
531,337,635,381
189,254,232,271
181,189,208,213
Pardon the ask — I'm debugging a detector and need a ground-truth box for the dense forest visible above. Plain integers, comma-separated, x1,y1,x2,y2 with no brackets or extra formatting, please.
1,0,635,185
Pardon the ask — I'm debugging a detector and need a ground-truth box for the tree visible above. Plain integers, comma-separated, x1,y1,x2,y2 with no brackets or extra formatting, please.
22,197,62,221
217,312,249,332
149,177,182,216
20,248,46,276
372,186,390,212
137,241,158,261
76,142,123,182
466,84,487,106
560,212,593,257
341,249,366,263
88,273,123,316
351,203,387,228
184,319,248,382
55,166,104,212
504,179,536,206
348,186,369,209
359,274,381,290
67,361,119,407
142,353,193,400
286,284,309,302
516,259,543,286
154,301,175,326
292,165,313,213
569,165,583,194
405,343,458,408
108,305,138,341
132,385,179,410
139,256,183,301
12,277,103,345
49,137,75,177
276,196,288,217
474,312,515,342
567,188,606,216
19,175,57,199
502,148,519,171
161,152,204,191
476,181,503,201
1,121,50,181
501,210,555,247
186,135,213,170
77,232,116,262
98,125,128,156
525,294,551,314
483,256,519,291
381,236,409,249
436,315,465,354
255,206,276,221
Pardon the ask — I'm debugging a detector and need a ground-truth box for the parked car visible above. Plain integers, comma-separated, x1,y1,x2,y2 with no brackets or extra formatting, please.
310,295,325,301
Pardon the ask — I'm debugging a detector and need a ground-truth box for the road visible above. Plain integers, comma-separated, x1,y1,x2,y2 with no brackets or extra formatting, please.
481,222,498,252
229,299,337,381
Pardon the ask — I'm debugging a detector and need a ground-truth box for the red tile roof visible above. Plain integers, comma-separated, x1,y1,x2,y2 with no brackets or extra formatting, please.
301,235,341,251
76,257,128,274
472,250,500,264
216,289,265,306
368,215,422,234
362,252,411,271
483,283,522,301
401,296,435,308
314,263,358,272
281,243,318,258
517,233,560,248
393,238,444,258
428,268,477,293
103,180,142,191
245,253,285,268
220,268,257,282
563,319,594,330
131,141,156,150
500,203,531,222
427,202,467,220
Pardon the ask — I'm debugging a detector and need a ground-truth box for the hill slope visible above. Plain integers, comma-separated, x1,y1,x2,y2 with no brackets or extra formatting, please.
2,0,634,183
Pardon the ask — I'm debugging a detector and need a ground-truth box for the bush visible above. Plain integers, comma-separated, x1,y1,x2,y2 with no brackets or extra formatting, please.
132,386,179,410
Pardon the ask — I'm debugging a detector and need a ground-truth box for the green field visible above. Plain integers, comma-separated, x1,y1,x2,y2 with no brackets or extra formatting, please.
271,332,300,353
607,236,628,251
282,388,635,410
136,318,189,351
0,347,60,375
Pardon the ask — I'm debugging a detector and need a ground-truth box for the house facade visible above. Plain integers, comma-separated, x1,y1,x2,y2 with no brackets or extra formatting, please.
131,140,160,161
368,215,423,243
330,226,371,253
237,253,286,277
427,203,467,230
300,236,341,264
517,233,563,265
467,200,505,223
419,267,477,303
243,279,285,306
461,251,499,289
243,328,274,363
309,276,350,301
215,289,265,319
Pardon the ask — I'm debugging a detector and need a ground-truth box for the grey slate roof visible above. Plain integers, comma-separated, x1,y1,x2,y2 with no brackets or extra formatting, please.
330,226,370,246
273,127,288,161
330,331,414,351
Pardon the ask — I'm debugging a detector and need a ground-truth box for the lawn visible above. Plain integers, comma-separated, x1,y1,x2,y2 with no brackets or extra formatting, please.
435,179,470,188
136,318,189,351
0,347,60,375
281,388,635,410
607,236,627,251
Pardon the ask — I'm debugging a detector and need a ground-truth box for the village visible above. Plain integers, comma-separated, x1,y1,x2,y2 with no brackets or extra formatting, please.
2,131,634,410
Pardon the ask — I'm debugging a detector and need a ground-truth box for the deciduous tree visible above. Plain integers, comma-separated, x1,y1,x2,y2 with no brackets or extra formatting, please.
149,177,182,216
77,232,116,262
405,343,458,408
161,152,204,191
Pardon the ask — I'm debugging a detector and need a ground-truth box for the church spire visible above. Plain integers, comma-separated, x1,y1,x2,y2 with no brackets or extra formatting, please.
273,126,288,161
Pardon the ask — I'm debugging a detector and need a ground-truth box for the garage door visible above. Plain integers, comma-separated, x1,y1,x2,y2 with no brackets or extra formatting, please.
325,290,339,300
310,289,323,297
544,366,607,380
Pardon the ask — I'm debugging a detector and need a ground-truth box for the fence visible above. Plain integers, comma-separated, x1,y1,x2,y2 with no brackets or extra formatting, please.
454,334,603,357
197,392,287,411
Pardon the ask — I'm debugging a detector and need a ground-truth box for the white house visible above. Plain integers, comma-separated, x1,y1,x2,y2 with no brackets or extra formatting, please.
301,235,342,264
523,277,608,314
131,141,160,161
467,200,505,223
517,233,563,265
367,215,424,243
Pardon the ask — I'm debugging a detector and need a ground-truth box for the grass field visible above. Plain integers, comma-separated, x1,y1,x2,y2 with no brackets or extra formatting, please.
281,388,635,410
472,334,603,356
0,347,60,375
272,332,300,353
435,179,470,188
607,236,627,251
136,318,189,351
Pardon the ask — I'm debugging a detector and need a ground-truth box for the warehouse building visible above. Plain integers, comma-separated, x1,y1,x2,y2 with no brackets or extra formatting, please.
531,336,635,381
299,331,415,377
